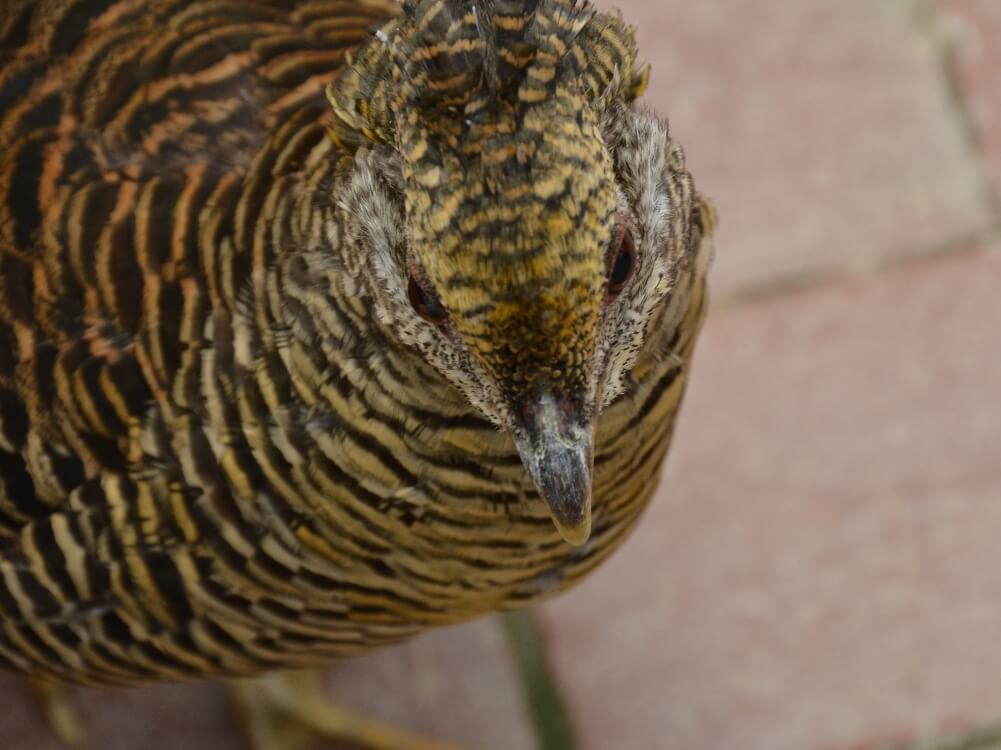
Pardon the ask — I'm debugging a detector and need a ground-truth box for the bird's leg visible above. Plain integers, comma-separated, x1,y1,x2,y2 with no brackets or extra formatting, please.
30,677,84,746
226,670,465,750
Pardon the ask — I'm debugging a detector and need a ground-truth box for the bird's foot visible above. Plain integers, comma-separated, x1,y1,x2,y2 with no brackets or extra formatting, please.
227,671,465,750
30,677,84,746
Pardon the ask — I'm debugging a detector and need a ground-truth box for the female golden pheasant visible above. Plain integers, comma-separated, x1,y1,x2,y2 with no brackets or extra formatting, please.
0,0,714,747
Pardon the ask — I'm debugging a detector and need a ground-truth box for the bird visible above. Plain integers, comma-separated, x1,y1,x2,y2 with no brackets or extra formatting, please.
0,0,715,747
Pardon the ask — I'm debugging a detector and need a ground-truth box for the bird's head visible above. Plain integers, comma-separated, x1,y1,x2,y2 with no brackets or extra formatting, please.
328,0,708,545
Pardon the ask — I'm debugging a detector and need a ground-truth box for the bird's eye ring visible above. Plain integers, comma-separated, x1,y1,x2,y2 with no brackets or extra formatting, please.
408,274,448,325
606,220,636,303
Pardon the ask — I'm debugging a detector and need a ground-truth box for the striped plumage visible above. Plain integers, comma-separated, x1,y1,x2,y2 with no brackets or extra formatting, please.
0,0,713,691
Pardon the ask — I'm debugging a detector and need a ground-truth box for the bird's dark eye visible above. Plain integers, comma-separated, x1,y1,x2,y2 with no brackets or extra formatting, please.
606,221,636,303
408,274,448,325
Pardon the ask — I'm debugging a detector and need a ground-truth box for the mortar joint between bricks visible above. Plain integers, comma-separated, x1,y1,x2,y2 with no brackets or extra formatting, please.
913,0,1001,223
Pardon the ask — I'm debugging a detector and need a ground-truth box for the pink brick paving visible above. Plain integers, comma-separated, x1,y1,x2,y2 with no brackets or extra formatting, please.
624,0,996,301
535,1,1001,747
537,245,1001,750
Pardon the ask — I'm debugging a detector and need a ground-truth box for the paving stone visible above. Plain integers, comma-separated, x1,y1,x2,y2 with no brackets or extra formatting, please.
325,618,537,750
537,246,1001,750
612,0,994,298
938,0,1001,205
0,617,535,750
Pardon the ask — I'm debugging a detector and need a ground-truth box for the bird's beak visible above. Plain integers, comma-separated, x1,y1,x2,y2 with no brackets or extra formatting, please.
513,393,594,546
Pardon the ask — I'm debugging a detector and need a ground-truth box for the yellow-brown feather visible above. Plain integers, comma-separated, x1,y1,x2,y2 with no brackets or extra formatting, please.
0,0,711,690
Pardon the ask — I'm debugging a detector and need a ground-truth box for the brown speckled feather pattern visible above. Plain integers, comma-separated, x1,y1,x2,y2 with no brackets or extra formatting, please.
0,0,710,686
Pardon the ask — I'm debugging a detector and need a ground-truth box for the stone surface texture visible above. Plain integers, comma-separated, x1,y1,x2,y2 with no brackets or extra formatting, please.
538,247,1001,750
627,0,995,299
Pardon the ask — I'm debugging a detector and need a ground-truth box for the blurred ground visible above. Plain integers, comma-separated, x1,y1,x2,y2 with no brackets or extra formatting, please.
536,1,1001,749
2,1,1000,749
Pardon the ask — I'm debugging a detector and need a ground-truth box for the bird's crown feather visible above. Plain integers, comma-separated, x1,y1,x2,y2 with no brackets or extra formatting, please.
328,0,648,148
328,0,651,403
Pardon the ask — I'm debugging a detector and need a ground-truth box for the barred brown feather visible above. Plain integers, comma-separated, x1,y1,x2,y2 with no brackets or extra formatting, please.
0,0,713,687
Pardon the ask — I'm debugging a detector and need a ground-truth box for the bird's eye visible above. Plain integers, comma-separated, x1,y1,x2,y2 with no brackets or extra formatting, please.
408,274,448,325
606,221,636,303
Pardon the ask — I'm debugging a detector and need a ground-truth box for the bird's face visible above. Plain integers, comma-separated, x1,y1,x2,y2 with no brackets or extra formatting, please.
339,101,696,545
330,0,701,545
